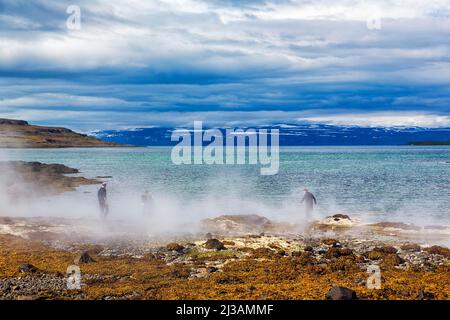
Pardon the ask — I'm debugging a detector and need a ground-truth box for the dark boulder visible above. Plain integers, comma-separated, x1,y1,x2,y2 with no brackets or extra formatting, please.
19,263,38,273
74,251,95,264
326,286,357,300
207,266,218,273
166,243,185,252
204,239,226,250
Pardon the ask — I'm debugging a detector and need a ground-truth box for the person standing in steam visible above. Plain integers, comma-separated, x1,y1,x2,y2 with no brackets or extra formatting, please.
97,182,109,219
300,188,317,221
141,190,153,215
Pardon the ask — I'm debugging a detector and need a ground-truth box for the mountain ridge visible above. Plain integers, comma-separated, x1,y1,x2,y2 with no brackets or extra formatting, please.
93,124,450,146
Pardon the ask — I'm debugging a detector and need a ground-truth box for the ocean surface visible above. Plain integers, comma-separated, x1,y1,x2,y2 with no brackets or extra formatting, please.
1,146,450,227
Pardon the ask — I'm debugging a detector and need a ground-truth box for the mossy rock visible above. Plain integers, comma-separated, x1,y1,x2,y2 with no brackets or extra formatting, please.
381,254,404,269
364,250,384,260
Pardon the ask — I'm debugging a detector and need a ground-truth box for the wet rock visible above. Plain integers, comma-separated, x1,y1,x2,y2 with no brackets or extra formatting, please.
204,239,226,251
400,243,421,252
74,251,95,264
19,264,38,273
166,243,185,252
326,286,357,300
423,245,450,258
416,290,435,300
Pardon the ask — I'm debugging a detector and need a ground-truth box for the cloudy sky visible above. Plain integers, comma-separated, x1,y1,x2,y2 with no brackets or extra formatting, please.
1,0,450,131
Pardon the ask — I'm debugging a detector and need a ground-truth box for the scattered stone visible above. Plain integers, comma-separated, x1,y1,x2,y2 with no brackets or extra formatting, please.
166,243,185,252
416,290,435,300
74,251,95,264
204,239,226,250
326,286,357,300
19,264,38,273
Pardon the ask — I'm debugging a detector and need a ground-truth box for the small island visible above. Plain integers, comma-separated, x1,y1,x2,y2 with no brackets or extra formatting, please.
408,140,450,146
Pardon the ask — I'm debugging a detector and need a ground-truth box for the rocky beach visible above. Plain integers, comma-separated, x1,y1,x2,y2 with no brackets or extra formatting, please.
0,212,449,300
0,159,449,300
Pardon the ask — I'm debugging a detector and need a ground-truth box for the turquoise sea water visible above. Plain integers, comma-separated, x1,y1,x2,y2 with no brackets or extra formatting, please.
1,146,450,225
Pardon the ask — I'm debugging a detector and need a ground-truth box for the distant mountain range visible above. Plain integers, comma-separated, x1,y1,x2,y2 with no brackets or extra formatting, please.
93,124,450,146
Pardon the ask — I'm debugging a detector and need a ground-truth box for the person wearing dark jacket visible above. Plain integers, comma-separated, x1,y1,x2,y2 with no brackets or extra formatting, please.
97,182,108,218
300,188,317,220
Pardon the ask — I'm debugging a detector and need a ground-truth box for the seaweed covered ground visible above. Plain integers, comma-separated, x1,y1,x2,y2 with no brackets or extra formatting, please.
1,214,449,300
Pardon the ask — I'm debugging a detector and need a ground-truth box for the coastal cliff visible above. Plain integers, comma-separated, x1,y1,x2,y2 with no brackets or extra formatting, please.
0,119,122,148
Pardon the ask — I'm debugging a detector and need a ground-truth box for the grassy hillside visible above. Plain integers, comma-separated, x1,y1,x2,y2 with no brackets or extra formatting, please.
0,119,122,148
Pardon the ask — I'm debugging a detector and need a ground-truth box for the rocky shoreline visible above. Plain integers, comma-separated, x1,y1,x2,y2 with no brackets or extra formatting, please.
0,161,100,197
0,214,449,300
